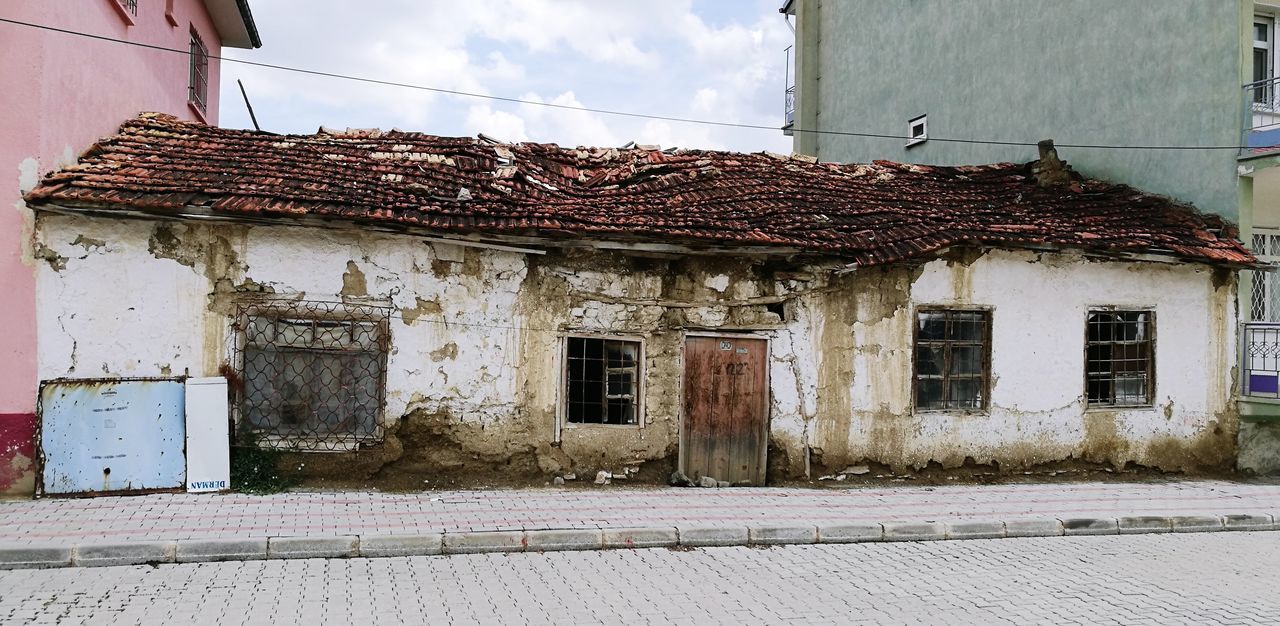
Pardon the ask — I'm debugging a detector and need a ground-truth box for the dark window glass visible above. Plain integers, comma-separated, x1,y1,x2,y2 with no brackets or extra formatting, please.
241,315,386,446
914,309,990,411
566,337,639,425
1086,310,1154,407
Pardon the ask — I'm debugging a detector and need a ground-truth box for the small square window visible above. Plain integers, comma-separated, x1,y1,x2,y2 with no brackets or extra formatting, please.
565,337,641,425
913,309,990,411
907,115,928,147
1086,310,1154,407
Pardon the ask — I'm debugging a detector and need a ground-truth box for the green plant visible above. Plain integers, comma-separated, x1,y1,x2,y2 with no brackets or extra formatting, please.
229,431,294,494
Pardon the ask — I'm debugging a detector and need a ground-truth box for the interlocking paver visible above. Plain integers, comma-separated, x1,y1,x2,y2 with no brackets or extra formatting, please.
0,532,1277,624
3,480,1278,549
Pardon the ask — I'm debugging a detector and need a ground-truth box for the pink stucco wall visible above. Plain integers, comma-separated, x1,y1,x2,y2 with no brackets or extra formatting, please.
0,0,226,496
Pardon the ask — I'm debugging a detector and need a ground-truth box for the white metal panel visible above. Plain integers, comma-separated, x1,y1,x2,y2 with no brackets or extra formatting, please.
185,377,230,493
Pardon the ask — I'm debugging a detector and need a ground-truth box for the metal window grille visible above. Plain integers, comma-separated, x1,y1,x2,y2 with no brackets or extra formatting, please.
566,337,639,425
913,310,991,411
1250,232,1280,322
232,301,390,451
1243,323,1280,398
188,31,209,113
117,0,138,17
1086,310,1154,407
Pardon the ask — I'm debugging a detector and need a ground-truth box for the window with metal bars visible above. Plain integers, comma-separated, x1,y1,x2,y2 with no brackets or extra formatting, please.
1250,231,1280,322
188,29,209,113
1086,310,1154,407
565,337,640,425
237,304,389,450
913,309,991,411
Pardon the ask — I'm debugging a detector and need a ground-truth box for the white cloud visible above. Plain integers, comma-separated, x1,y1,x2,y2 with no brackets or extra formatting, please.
220,0,794,153
464,105,529,143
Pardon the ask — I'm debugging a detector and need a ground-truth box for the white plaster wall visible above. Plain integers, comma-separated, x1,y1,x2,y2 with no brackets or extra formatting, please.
35,218,209,379
35,216,530,426
842,249,1237,470
34,213,1238,475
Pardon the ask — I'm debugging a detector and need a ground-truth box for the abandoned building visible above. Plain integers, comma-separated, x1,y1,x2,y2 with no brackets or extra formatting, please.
20,113,1260,488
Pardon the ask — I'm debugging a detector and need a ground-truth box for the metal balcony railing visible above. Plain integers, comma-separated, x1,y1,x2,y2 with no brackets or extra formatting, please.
1244,76,1280,154
1242,322,1280,398
117,0,138,17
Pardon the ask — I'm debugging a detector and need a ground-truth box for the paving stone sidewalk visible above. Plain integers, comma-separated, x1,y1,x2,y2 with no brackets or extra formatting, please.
2,479,1278,569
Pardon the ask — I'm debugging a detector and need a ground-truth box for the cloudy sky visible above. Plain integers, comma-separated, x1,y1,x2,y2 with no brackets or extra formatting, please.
218,1,795,153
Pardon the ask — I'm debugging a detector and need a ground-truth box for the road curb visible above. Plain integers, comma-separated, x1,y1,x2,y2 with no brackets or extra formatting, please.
0,513,1274,571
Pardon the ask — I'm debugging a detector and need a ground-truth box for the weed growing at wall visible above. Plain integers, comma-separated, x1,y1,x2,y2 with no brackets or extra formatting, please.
230,432,294,494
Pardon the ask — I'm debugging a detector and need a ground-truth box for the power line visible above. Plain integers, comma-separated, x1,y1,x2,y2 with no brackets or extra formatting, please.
0,16,1257,152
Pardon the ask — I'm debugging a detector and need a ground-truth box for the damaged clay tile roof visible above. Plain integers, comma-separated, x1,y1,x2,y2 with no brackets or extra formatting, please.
25,113,1256,268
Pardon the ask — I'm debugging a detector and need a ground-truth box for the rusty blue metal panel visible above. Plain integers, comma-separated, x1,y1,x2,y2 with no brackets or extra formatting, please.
38,378,185,496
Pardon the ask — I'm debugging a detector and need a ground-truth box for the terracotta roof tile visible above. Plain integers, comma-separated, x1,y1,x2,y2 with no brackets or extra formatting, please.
24,113,1256,268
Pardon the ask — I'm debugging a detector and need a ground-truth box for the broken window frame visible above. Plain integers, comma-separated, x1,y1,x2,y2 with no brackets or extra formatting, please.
231,300,391,451
1085,308,1155,409
558,334,645,434
912,307,992,413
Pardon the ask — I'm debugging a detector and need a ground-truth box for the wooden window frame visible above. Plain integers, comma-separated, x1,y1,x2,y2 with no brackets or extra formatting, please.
912,307,992,413
556,334,646,438
1084,308,1156,409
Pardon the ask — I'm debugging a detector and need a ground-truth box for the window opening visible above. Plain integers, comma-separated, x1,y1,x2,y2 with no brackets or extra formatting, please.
914,309,990,411
236,302,389,450
566,337,640,425
1250,230,1280,322
1086,310,1154,407
1257,16,1276,109
188,29,209,113
907,115,928,147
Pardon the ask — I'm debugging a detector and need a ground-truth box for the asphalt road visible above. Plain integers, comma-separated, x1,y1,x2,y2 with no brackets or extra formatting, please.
1,532,1277,625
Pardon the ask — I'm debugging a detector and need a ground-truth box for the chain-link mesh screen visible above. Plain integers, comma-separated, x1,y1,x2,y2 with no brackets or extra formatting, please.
232,301,390,451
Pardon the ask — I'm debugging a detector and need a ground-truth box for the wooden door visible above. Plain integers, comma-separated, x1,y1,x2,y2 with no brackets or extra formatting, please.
682,336,769,486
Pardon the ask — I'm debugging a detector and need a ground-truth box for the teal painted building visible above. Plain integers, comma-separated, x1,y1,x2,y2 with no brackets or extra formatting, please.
783,0,1280,472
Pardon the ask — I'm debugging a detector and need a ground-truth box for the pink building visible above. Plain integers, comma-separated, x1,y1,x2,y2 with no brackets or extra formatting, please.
0,0,259,496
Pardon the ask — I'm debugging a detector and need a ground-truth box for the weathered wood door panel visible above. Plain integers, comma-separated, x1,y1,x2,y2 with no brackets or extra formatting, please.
682,336,768,486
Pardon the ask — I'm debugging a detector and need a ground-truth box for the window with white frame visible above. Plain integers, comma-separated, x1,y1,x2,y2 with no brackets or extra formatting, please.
907,115,928,147
565,337,640,425
1251,229,1280,321
1256,15,1276,109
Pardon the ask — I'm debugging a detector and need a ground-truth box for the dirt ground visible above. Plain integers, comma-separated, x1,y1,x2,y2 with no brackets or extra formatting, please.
282,457,1243,493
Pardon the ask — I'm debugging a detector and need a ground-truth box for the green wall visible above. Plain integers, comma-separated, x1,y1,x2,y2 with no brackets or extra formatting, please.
791,0,1249,220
